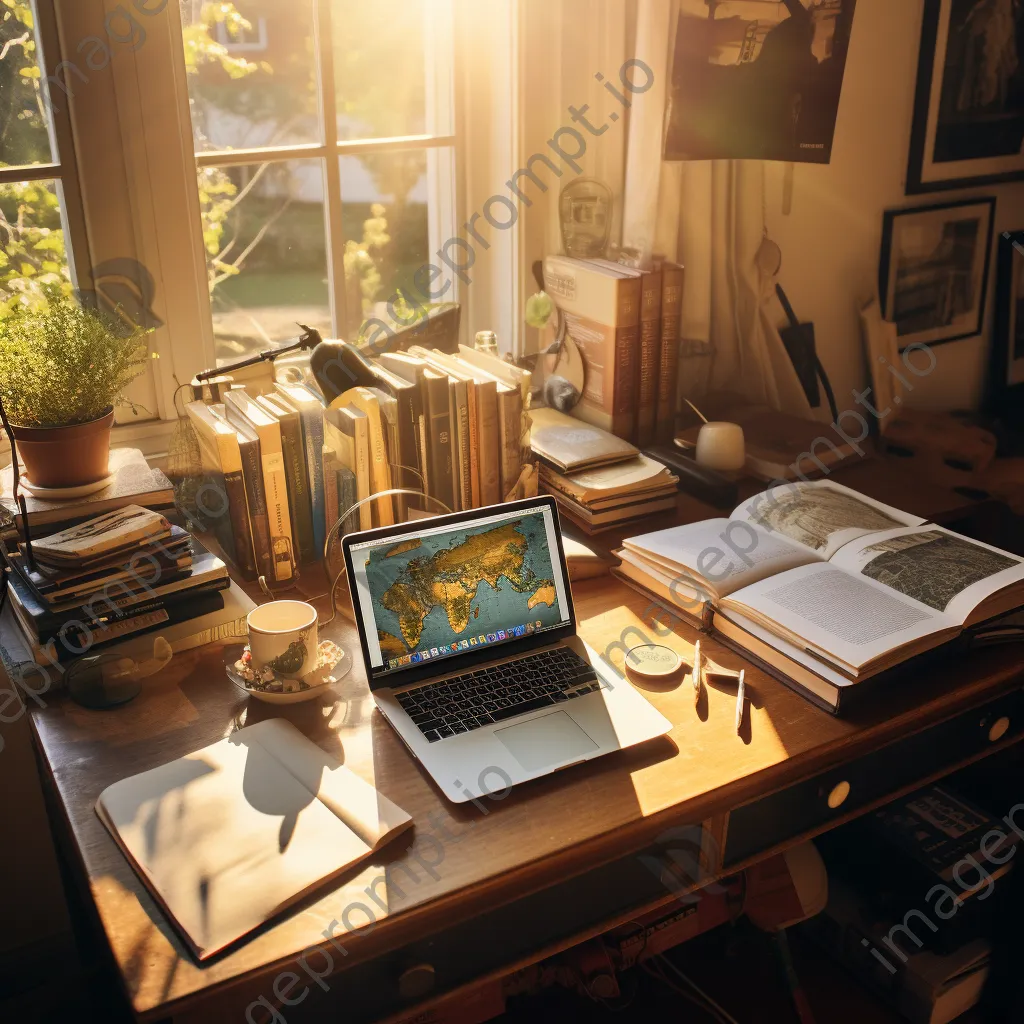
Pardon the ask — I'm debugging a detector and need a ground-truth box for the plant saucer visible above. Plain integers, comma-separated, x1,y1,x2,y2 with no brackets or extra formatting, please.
226,639,352,704
19,473,115,500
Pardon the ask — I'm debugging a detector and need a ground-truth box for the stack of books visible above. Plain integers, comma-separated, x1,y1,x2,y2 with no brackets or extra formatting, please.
184,345,533,580
1,501,254,679
613,479,1024,713
1,447,175,534
531,406,678,534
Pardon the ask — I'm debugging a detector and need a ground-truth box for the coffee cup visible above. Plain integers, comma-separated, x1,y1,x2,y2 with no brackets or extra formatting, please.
247,600,319,679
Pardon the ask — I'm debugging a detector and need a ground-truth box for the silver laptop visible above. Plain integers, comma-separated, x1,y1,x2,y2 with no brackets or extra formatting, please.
343,497,672,804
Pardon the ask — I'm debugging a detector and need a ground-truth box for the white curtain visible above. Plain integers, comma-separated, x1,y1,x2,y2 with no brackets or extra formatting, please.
621,0,815,418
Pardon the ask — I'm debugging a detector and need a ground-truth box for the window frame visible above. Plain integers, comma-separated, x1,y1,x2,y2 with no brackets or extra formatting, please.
183,0,459,362
3,0,519,474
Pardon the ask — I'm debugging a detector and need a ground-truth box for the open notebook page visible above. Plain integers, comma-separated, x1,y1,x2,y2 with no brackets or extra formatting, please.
622,518,813,598
96,720,411,959
720,562,958,675
831,526,1024,628
730,480,926,561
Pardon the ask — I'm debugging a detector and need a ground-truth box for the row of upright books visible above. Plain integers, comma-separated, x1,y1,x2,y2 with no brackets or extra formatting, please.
184,344,532,583
542,254,684,446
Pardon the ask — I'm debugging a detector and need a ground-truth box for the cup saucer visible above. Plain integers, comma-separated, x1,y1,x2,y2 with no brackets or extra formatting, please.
226,640,352,704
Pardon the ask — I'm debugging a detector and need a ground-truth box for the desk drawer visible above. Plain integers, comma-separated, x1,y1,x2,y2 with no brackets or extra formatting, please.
723,688,1024,868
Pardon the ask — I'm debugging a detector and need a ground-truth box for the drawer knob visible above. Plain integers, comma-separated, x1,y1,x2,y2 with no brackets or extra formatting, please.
398,963,435,1000
827,781,851,809
989,717,1010,743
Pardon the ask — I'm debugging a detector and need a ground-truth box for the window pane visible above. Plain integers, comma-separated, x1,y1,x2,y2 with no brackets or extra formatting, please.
0,0,56,166
0,178,71,316
340,148,447,336
180,1,320,153
333,0,453,141
199,159,331,364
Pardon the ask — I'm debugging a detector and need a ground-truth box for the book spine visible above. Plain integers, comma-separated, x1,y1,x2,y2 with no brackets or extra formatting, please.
278,412,315,564
636,269,662,448
359,394,395,527
339,466,358,534
222,467,257,579
237,435,274,582
322,446,340,555
353,417,373,531
497,388,523,501
454,382,471,512
464,380,481,509
475,383,501,506
260,445,294,583
299,404,327,560
426,376,456,513
657,264,684,443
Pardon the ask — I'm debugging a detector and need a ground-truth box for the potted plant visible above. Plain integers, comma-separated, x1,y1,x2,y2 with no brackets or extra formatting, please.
0,298,150,489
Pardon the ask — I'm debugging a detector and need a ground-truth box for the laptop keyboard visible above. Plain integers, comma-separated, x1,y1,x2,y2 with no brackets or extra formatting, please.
395,646,601,742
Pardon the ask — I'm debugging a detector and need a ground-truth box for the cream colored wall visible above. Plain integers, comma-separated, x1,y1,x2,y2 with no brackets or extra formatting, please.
764,0,1024,416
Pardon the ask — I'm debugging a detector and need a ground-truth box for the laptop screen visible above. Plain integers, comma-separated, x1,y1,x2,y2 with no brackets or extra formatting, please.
347,501,572,682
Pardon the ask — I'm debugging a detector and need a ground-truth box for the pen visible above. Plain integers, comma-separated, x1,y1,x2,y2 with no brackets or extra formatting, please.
693,638,702,707
735,669,746,734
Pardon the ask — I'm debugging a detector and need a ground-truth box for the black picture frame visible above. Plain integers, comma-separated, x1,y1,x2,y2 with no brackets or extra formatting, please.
879,197,996,350
907,0,1024,195
989,230,1024,422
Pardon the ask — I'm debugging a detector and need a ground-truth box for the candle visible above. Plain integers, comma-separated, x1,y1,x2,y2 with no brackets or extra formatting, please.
695,421,745,472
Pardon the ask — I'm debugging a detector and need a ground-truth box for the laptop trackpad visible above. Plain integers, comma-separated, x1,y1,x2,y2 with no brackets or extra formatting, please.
495,711,598,772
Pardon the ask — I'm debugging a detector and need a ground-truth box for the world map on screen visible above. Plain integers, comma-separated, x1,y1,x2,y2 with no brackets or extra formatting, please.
363,512,562,665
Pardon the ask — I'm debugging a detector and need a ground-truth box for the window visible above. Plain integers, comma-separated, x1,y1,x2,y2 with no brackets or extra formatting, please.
0,0,88,316
178,0,456,366
214,15,267,53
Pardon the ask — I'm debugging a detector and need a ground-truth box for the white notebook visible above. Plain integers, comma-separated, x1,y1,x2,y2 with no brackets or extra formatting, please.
96,719,412,959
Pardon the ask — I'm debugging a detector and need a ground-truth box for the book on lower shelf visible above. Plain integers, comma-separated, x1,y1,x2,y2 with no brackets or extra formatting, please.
96,718,412,959
614,479,1024,713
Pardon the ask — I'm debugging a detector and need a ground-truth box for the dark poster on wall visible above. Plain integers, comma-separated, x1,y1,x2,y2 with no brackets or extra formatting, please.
663,0,858,163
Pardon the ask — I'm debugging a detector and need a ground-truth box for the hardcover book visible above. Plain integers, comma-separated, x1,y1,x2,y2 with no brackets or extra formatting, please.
223,391,294,583
544,254,642,440
656,262,684,443
274,383,328,560
185,401,257,578
616,480,1024,712
257,394,316,565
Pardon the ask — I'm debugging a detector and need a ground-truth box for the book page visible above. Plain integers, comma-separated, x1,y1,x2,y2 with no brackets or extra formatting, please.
722,562,954,673
250,719,411,849
831,526,1024,626
731,480,926,560
624,518,816,598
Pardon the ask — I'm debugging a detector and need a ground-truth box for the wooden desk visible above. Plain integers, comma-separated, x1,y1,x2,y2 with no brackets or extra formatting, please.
28,570,1024,1023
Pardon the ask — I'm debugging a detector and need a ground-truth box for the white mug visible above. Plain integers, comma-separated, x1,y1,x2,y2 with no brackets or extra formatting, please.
247,600,319,679
695,421,746,472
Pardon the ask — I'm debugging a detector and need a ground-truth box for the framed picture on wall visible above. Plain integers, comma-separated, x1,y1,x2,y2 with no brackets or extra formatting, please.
907,0,1024,194
989,230,1024,417
879,198,996,349
663,0,859,163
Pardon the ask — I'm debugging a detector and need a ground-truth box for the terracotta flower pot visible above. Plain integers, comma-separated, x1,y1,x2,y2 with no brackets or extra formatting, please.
11,408,114,489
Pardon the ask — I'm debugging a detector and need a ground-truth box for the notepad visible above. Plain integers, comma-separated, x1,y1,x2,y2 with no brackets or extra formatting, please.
96,719,412,959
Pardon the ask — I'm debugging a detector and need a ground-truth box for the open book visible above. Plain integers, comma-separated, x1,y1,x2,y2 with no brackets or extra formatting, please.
96,719,412,959
616,481,1024,712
